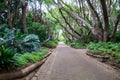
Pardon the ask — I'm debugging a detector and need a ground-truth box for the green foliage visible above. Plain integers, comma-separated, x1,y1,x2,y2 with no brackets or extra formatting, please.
0,45,16,70
17,53,43,66
17,47,49,66
44,40,58,48
0,25,41,53
113,31,120,42
0,3,4,8
23,34,41,52
88,42,120,53
88,42,120,62
67,41,86,48
28,22,48,42
114,53,120,62
43,0,54,5
40,47,50,55
0,24,42,70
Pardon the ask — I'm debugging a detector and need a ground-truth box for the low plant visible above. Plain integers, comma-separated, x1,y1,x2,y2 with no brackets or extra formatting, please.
17,53,43,66
17,47,49,66
87,42,120,62
22,34,41,52
44,40,58,48
0,45,16,70
67,41,86,48
114,53,120,62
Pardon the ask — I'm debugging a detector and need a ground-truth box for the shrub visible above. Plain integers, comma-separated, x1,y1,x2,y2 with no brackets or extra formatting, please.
0,25,41,53
0,45,16,70
28,22,48,42
0,24,41,70
17,53,43,66
67,41,86,48
114,53,120,62
44,40,58,48
22,34,41,52
17,47,49,66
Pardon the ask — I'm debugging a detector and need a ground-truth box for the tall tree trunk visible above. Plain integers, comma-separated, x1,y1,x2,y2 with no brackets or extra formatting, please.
20,2,28,34
7,2,13,29
45,19,52,42
100,0,109,41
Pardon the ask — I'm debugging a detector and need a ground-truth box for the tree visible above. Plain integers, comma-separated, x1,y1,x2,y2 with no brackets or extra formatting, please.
51,0,120,42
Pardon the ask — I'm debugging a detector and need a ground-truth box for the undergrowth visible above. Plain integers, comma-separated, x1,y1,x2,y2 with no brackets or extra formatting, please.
17,47,50,66
67,41,86,48
87,42,120,62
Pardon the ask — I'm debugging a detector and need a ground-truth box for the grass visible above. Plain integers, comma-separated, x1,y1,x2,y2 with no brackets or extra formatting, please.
87,42,120,62
17,47,50,66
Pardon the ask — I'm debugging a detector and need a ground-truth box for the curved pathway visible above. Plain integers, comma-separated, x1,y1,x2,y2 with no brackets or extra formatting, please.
31,43,120,80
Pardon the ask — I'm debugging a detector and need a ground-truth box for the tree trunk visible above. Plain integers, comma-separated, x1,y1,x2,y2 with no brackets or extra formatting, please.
20,2,28,34
100,0,109,41
7,2,13,29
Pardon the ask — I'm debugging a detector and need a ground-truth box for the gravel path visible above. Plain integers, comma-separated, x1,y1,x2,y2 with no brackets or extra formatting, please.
31,43,120,80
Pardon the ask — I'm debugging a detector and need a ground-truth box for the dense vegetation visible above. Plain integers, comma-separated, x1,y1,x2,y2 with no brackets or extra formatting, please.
66,41,86,48
17,47,50,67
0,0,120,70
0,0,58,70
88,42,120,63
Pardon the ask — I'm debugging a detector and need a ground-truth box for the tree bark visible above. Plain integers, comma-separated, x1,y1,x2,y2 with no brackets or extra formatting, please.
20,2,28,34
100,0,109,41
86,0,102,29
7,2,13,29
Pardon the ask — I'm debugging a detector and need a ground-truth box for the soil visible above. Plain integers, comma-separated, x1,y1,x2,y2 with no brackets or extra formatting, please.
86,52,120,71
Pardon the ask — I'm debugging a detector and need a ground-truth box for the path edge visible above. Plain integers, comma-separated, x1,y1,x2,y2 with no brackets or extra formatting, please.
0,49,55,80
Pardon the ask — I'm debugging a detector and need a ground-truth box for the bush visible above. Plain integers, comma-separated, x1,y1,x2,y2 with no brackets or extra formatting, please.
17,53,43,66
0,25,41,53
0,24,41,70
17,47,49,66
67,41,86,48
113,31,120,42
22,34,41,52
28,22,48,42
114,53,120,62
0,45,16,70
43,40,58,48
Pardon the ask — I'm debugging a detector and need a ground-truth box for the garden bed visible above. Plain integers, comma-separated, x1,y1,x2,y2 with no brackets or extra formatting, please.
0,49,54,80
86,42,120,70
86,51,120,70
